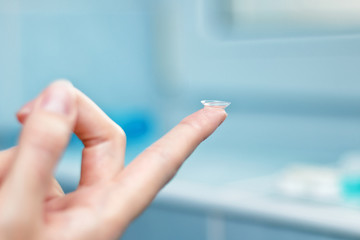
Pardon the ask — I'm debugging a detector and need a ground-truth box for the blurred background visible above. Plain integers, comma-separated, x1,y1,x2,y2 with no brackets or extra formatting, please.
2,0,360,239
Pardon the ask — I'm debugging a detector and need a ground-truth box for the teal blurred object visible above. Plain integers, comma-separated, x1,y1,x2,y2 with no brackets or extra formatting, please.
107,109,155,143
68,109,155,148
341,176,360,201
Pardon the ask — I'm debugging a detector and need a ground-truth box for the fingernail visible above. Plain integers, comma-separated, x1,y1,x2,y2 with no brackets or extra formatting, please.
17,101,34,116
40,81,73,115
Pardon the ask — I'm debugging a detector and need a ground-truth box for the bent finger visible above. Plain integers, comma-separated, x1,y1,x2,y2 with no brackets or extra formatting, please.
74,89,126,186
16,89,126,186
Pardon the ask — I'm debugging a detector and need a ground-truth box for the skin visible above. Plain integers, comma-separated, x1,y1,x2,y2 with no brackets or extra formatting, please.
0,81,227,240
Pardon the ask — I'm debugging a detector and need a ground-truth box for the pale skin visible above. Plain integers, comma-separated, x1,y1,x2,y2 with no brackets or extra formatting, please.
0,81,227,240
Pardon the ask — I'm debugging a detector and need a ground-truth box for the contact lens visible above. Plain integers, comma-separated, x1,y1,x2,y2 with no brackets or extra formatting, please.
201,100,231,109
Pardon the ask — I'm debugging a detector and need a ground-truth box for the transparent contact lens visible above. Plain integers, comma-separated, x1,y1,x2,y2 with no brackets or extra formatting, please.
201,100,231,109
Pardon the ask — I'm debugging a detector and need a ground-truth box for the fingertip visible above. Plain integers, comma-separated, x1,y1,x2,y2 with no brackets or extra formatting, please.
38,80,76,117
52,78,74,88
201,106,228,126
16,80,75,124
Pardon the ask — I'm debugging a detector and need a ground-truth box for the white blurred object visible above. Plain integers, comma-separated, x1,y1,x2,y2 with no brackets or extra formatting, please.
277,165,341,203
231,0,360,30
339,151,360,175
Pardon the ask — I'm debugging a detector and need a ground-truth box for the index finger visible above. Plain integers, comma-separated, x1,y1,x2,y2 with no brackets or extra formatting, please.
113,107,227,223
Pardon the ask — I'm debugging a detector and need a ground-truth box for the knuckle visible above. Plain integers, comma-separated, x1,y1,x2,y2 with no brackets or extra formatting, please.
148,143,170,164
179,119,204,141
179,113,210,141
180,115,204,133
109,123,126,145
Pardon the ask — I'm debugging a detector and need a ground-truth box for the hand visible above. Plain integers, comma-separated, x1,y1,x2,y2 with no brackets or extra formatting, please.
0,81,227,240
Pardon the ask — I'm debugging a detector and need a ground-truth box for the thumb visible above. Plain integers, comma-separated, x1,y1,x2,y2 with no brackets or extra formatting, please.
0,80,76,239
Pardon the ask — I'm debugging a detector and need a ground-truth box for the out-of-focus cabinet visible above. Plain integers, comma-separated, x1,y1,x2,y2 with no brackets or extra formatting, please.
121,205,351,240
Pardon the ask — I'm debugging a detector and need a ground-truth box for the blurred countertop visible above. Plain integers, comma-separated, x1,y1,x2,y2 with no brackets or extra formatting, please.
56,147,360,239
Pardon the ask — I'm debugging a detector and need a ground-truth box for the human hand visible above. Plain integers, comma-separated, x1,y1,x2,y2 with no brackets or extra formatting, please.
0,81,227,240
